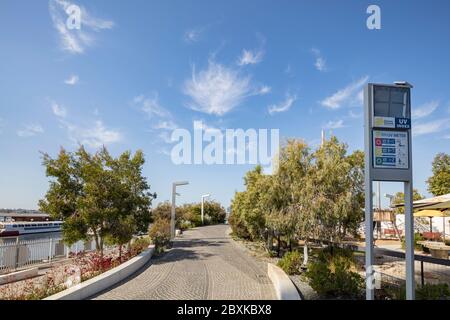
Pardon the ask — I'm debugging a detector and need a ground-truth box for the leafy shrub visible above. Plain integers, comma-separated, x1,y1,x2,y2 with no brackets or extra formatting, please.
202,201,226,224
401,233,424,251
305,246,364,299
181,207,203,227
180,220,194,230
416,283,450,300
277,250,302,275
149,218,171,253
384,283,450,300
228,213,251,239
382,283,406,300
130,237,151,255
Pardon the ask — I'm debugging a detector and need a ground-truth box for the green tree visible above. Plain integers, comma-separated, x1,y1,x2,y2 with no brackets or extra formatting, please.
392,189,424,214
427,153,450,196
266,139,310,254
39,146,154,259
392,189,427,233
230,165,270,240
230,137,365,262
151,201,172,222
181,201,226,226
298,137,364,244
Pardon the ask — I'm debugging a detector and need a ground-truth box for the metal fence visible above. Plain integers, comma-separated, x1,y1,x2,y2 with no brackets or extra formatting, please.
372,247,450,288
342,243,450,295
0,238,95,275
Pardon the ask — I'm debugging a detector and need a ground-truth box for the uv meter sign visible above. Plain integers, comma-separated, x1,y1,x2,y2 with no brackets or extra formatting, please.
364,81,415,301
373,130,408,169
365,82,413,181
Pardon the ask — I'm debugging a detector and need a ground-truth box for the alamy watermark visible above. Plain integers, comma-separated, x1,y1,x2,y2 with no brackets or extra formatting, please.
367,5,381,30
170,121,279,167
366,265,382,290
66,4,81,30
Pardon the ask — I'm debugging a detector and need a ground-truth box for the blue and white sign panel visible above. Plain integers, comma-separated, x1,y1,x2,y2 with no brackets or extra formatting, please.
373,130,409,169
373,117,411,129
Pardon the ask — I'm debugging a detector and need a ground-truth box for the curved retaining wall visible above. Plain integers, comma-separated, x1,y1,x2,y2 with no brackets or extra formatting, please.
267,263,301,300
44,245,155,300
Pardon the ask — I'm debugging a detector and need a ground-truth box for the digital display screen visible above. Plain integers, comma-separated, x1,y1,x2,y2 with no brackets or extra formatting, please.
373,86,409,119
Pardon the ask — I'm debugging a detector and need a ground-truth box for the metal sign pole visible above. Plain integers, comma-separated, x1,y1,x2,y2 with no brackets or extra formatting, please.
364,81,415,300
171,183,176,239
364,84,375,299
365,180,375,300
404,180,415,300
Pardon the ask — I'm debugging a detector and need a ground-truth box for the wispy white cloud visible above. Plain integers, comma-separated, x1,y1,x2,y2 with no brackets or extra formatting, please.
63,120,122,148
323,119,345,129
51,102,67,118
195,120,222,135
158,131,173,144
413,118,450,137
268,93,297,115
156,147,172,156
237,49,264,66
64,74,79,85
17,124,44,137
348,110,362,119
412,100,439,119
355,90,364,106
321,76,369,109
153,120,178,131
284,64,294,77
133,93,171,119
183,60,267,116
50,99,121,148
184,27,203,43
132,93,180,145
311,48,327,72
49,0,114,54
258,85,271,95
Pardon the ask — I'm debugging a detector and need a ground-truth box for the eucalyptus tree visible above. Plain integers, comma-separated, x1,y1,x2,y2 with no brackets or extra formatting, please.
427,152,450,196
266,139,310,254
297,137,364,257
230,165,269,240
230,137,365,264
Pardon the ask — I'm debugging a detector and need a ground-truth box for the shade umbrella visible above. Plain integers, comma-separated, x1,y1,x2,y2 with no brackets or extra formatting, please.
393,193,450,210
418,200,450,211
413,209,449,236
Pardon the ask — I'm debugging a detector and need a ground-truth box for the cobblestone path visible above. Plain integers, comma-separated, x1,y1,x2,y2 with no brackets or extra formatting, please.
92,224,276,300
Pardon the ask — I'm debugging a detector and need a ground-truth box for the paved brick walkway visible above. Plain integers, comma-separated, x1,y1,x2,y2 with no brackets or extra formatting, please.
92,224,276,300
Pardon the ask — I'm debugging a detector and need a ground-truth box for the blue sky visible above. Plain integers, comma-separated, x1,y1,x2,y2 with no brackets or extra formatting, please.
0,0,449,210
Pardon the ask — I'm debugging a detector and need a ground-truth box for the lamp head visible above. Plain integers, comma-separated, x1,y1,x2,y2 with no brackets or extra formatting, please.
173,181,189,186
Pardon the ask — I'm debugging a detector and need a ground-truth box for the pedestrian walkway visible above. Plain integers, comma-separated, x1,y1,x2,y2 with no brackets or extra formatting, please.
92,224,276,300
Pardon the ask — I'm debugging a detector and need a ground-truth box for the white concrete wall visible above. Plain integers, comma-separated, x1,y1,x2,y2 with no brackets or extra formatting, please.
267,263,301,300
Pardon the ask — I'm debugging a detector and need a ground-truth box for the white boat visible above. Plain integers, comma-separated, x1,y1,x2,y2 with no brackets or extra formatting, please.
0,221,63,237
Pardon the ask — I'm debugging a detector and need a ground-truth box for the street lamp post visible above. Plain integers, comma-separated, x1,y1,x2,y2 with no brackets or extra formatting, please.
171,181,189,239
385,193,402,240
201,194,211,225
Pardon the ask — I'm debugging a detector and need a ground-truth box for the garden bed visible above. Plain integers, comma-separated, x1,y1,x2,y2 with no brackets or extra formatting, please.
0,238,151,300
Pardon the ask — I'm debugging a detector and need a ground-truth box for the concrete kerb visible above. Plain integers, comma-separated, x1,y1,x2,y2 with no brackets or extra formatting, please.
0,267,39,285
267,263,301,300
44,245,155,300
